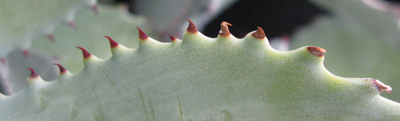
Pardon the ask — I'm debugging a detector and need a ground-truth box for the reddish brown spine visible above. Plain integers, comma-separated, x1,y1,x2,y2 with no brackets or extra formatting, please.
91,5,99,15
252,27,266,39
105,36,119,48
23,49,30,57
47,34,55,42
53,63,67,74
186,19,198,33
167,33,177,41
1,58,5,65
76,47,91,59
68,21,77,29
219,21,232,36
27,68,38,78
372,79,392,93
307,46,326,57
136,27,149,40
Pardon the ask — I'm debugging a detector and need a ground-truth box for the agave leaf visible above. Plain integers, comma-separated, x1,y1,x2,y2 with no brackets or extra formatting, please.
0,0,99,94
0,21,399,120
291,0,400,102
0,0,98,57
31,4,153,72
0,4,152,95
1,49,58,95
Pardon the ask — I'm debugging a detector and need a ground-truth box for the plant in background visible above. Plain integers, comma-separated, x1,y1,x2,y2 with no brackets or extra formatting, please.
291,0,400,102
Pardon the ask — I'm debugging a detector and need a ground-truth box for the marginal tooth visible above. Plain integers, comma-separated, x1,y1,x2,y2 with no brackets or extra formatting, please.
23,49,30,57
104,36,133,55
82,0,98,14
27,68,38,79
54,63,66,74
1,58,6,65
307,46,326,57
91,5,99,15
26,68,48,90
167,33,177,42
47,34,55,42
182,20,213,48
372,79,392,93
53,63,71,75
76,47,91,59
241,27,271,52
167,33,182,45
42,26,56,42
105,36,119,48
76,46,102,65
137,27,149,41
137,29,166,50
63,12,75,27
219,21,232,36
252,27,266,39
186,19,198,33
67,21,78,29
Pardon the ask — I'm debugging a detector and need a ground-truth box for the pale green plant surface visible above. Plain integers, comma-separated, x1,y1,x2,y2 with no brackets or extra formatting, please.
291,0,400,102
31,4,152,72
0,4,152,94
0,0,97,57
0,0,100,95
1,0,400,120
1,49,58,94
0,23,399,120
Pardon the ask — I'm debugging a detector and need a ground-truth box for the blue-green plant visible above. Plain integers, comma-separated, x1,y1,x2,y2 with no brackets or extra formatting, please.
0,0,400,120
291,0,400,102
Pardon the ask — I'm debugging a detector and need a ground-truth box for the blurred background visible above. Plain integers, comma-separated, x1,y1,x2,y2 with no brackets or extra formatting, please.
99,0,328,41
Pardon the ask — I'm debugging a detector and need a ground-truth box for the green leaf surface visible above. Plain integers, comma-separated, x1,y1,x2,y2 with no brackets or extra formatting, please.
31,4,153,72
291,0,400,102
2,49,58,94
0,4,152,95
1,25,399,120
0,0,97,57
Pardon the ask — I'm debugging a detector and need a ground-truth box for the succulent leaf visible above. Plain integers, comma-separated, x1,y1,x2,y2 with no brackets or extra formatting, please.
0,21,399,120
291,0,400,102
31,4,153,72
0,0,99,93
1,49,58,95
0,4,152,94
0,0,98,57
